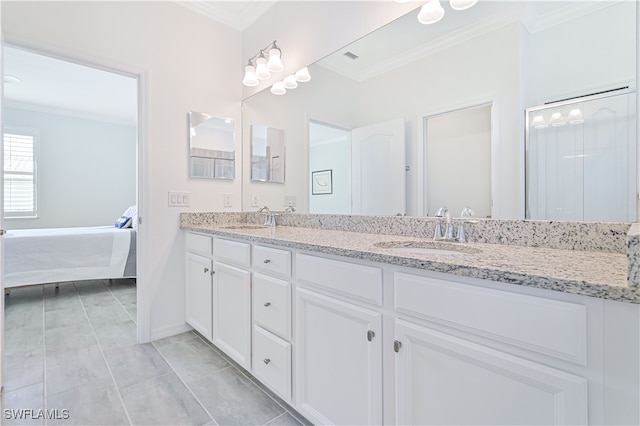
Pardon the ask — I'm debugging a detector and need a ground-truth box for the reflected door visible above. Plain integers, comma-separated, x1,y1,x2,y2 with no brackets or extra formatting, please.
425,104,492,218
352,119,405,215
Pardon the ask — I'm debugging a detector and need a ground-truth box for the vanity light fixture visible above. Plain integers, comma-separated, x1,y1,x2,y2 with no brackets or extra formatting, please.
450,0,479,11
418,0,445,25
271,81,287,95
242,40,284,86
550,112,566,127
283,75,299,89
417,0,478,25
531,115,548,129
294,67,311,82
568,108,584,124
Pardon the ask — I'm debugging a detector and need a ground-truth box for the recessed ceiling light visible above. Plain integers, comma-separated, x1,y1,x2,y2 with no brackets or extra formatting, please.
4,75,21,84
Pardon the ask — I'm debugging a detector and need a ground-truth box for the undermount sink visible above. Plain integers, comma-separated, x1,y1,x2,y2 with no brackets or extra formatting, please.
221,224,269,230
373,240,481,256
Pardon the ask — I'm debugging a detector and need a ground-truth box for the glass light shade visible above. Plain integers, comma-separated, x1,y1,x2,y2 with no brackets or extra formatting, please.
270,81,287,95
242,65,259,87
255,56,271,80
294,67,311,82
418,0,445,25
267,48,284,72
568,108,584,124
531,115,548,129
550,112,566,127
283,75,298,89
450,0,478,11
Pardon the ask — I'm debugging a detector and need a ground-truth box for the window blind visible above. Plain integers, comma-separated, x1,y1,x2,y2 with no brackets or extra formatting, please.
4,132,36,216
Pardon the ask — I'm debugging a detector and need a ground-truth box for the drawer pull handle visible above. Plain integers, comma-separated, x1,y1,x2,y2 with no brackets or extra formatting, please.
263,259,271,264
367,330,375,342
394,340,402,353
263,358,271,365
264,302,271,307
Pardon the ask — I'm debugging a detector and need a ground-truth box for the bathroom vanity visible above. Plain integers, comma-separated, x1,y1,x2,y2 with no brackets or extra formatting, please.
181,213,640,425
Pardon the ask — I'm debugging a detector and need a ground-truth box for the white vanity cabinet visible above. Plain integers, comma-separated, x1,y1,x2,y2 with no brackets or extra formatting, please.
185,233,214,340
211,238,252,370
294,254,384,425
393,271,591,425
251,244,293,401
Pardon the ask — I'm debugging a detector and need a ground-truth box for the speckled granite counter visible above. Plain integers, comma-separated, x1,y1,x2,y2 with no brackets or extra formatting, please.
181,214,639,304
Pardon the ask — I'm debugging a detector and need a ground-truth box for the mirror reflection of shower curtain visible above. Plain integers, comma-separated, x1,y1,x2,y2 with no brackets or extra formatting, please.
527,91,636,222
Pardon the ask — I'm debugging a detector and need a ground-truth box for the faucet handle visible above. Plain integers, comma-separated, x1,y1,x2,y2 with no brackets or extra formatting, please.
460,206,474,218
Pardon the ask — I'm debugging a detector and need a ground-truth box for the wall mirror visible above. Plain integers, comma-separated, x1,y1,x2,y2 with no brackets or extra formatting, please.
241,1,637,220
251,124,286,183
189,111,235,180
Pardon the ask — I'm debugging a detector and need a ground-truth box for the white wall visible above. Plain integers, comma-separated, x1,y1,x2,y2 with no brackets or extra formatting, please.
4,107,136,229
1,1,243,341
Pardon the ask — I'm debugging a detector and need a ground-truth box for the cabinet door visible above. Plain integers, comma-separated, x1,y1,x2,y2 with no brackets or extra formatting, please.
395,319,588,425
295,288,382,425
212,261,251,369
185,253,213,340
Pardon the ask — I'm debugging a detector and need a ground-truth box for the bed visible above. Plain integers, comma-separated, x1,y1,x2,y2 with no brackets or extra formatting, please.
3,207,137,289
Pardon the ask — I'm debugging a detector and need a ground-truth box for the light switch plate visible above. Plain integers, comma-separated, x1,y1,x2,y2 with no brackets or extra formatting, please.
169,191,190,207
223,193,233,208
251,194,260,207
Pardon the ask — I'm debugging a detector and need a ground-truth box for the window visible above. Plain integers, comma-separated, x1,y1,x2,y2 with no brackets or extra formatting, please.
4,130,37,218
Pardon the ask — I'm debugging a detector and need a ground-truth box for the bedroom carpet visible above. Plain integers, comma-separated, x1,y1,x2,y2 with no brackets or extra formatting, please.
2,280,307,426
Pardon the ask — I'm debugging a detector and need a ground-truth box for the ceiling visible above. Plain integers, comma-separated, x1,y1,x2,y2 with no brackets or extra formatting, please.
2,1,620,125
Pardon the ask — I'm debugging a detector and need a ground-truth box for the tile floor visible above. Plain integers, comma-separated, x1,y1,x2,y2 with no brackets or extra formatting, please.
1,279,308,426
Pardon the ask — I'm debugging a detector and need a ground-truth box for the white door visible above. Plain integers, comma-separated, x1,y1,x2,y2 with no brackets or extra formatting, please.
352,118,405,215
185,253,213,340
295,287,382,425
425,104,492,218
212,261,251,369
395,319,588,425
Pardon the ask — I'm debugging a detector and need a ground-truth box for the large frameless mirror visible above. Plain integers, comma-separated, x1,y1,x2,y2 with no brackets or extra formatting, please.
188,111,235,180
251,124,286,183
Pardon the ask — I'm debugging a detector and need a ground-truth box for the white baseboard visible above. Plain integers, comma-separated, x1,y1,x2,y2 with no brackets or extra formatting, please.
148,322,193,342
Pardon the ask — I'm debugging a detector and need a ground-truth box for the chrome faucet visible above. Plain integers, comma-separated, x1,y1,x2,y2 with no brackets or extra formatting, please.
456,207,475,243
434,206,454,241
284,206,296,213
258,206,275,227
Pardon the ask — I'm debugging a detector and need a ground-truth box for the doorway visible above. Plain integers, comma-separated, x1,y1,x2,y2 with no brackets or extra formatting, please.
2,45,142,390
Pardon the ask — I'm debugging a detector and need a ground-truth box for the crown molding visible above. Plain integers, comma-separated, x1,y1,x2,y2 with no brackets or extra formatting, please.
4,100,137,127
175,1,275,31
524,0,622,34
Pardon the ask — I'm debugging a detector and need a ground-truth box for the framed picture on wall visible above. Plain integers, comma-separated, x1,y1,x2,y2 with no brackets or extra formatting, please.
312,169,333,195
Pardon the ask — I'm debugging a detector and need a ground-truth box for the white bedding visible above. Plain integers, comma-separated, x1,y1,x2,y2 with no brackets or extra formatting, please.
4,226,135,288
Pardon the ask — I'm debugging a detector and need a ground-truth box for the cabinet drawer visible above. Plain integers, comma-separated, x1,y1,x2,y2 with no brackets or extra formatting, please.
394,272,588,365
253,245,291,278
186,232,213,256
213,238,250,267
253,273,291,340
296,254,383,306
253,325,292,400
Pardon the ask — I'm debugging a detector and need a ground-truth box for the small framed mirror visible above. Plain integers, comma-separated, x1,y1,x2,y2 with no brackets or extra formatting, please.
188,111,235,179
251,124,285,183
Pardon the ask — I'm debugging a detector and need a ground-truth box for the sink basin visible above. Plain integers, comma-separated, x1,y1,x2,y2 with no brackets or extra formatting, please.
373,241,480,256
221,224,269,230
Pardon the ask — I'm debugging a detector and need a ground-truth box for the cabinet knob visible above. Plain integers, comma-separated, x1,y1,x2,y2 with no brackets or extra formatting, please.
204,267,209,274
367,330,375,342
263,358,271,365
264,302,271,307
263,259,271,264
394,340,402,353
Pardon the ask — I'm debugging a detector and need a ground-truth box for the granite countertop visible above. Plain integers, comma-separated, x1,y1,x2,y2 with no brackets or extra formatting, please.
182,222,639,304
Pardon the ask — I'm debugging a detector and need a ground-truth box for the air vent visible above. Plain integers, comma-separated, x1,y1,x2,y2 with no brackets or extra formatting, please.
343,51,359,60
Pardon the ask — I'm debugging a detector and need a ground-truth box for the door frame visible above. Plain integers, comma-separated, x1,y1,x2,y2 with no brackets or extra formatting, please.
416,98,497,218
0,37,151,345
